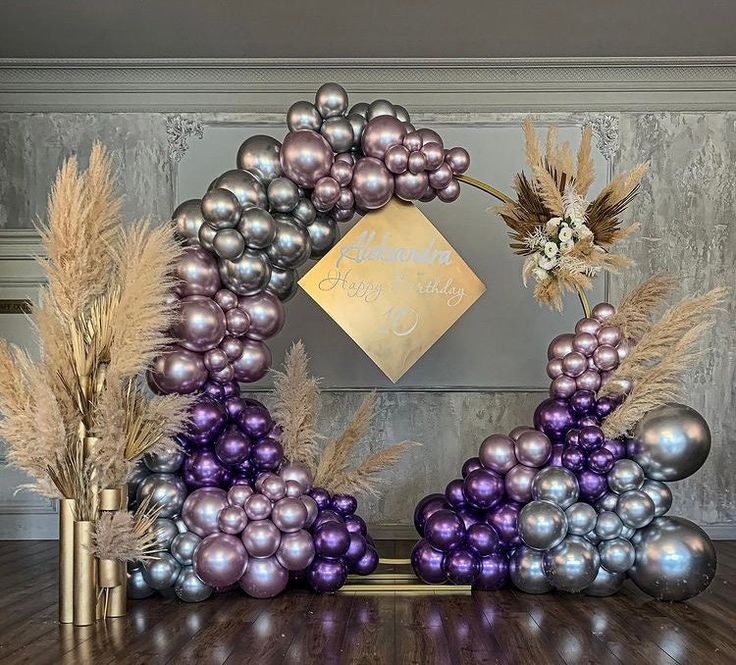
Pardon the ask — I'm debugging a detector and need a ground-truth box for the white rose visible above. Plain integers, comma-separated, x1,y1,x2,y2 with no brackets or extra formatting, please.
544,241,559,258
558,226,573,242
532,267,548,282
546,217,562,234
539,255,557,270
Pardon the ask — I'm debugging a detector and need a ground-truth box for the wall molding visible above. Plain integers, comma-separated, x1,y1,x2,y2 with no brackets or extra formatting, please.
1,57,735,112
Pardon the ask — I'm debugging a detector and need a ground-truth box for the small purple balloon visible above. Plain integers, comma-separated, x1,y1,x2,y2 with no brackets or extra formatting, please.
534,398,575,442
603,438,626,460
488,501,521,547
424,509,466,552
310,488,332,511
312,509,344,530
313,522,350,558
411,539,447,584
344,514,367,536
463,468,504,510
186,398,227,446
562,445,586,472
236,402,273,439
462,457,483,478
413,493,448,534
214,427,251,465
251,438,284,472
352,545,379,576
444,146,470,174
570,389,596,416
345,533,368,565
579,425,604,452
307,556,348,593
443,548,480,584
457,507,484,530
595,396,617,419
331,494,358,516
183,449,230,489
549,443,565,467
301,495,319,528
445,479,467,509
466,523,500,556
577,469,608,500
587,448,615,474
473,552,509,591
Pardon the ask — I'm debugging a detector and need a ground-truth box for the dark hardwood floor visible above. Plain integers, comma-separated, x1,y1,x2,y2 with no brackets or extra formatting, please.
0,539,735,664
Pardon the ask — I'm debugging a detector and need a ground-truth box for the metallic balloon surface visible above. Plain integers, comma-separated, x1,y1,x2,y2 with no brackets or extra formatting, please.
351,157,395,210
136,473,187,519
152,518,179,550
630,516,717,601
193,533,248,588
280,462,314,492
608,459,645,494
170,531,202,566
239,555,289,598
287,100,322,132
315,82,349,118
238,291,285,341
218,249,271,297
584,567,625,597
565,502,597,536
127,567,155,599
509,546,553,594
641,479,673,517
598,537,635,573
271,497,308,533
479,434,517,474
144,447,184,474
276,529,315,571
173,199,206,244
237,207,277,250
237,135,282,185
213,228,245,260
518,500,568,551
630,403,711,481
280,129,334,188
267,215,312,269
218,505,248,534
142,552,181,591
175,565,213,603
149,346,208,395
201,188,240,229
504,464,537,503
307,214,339,258
181,487,228,537
411,539,446,584
174,295,227,352
214,169,268,209
267,177,300,213
266,266,298,302
616,490,655,529
241,519,281,558
543,535,600,593
531,466,579,508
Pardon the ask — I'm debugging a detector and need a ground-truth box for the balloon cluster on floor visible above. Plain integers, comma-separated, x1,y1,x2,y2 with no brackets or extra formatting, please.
152,83,469,394
412,301,717,601
128,392,379,601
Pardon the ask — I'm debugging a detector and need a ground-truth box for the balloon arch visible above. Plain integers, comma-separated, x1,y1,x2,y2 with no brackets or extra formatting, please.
129,83,717,603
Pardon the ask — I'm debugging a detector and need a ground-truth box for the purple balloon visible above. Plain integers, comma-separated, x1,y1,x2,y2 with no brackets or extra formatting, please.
411,539,447,584
456,507,484,530
384,144,409,174
413,493,448,535
186,398,227,446
224,396,246,420
547,333,575,360
352,545,379,576
579,425,604,452
461,457,483,478
534,398,575,442
562,445,586,472
466,523,500,557
276,529,315,572
175,246,221,297
183,449,230,489
361,115,407,159
236,403,274,439
148,346,208,395
424,509,466,552
604,438,626,460
577,469,608,500
312,509,344,530
237,292,285,341
182,487,228,537
309,488,332,511
313,522,350,558
463,469,504,510
280,129,334,188
174,296,227,353
344,514,367,536
193,533,248,588
443,548,480,584
331,494,358,516
488,501,521,547
595,396,618,419
445,146,470,174
239,555,289,598
244,493,272,521
227,483,253,507
570,389,596,416
473,552,509,591
214,427,251,465
307,556,348,593
251,438,284,471
549,444,565,467
218,505,248,534
445,479,467,509
345,533,368,564
479,434,517,474
260,474,287,501
351,157,395,210
577,415,600,428
587,448,615,474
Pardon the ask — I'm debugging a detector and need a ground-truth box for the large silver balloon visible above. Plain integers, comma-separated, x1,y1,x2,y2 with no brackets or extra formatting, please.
287,100,323,132
136,473,187,519
236,135,282,185
641,479,673,517
292,198,317,226
267,177,300,213
616,490,655,529
594,511,623,540
153,517,179,550
175,565,213,603
237,207,276,250
214,169,268,209
630,516,717,601
276,529,316,571
543,536,600,593
213,228,245,261
321,117,354,153
127,459,150,504
144,447,184,474
531,466,579,508
127,567,155,599
307,214,339,258
267,215,312,269
584,567,625,597
598,537,635,573
266,266,298,302
201,188,240,229
142,552,181,591
630,403,711,481
173,199,206,244
218,249,271,296
315,82,349,118
565,502,597,536
518,500,568,551
607,459,645,494
509,546,553,594
170,531,202,566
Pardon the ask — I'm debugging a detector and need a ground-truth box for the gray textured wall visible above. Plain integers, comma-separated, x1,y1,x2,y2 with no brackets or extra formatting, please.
0,111,733,536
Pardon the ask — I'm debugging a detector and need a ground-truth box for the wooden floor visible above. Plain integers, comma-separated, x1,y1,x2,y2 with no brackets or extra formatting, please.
0,540,735,665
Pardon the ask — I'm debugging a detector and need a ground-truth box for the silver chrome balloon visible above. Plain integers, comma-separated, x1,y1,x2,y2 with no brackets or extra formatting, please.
367,99,396,120
142,552,181,591
136,473,187,519
543,535,600,593
630,516,717,601
347,113,367,148
394,105,411,123
518,500,568,551
266,266,298,302
173,199,206,244
175,565,213,603
198,222,217,253
127,567,155,599
153,517,179,550
214,169,268,209
287,100,323,132
584,567,625,597
616,490,655,529
236,135,282,185
321,117,355,153
641,479,673,517
219,249,272,296
598,537,635,573
315,82,349,119
292,198,317,226
509,546,553,594
595,492,620,513
349,102,369,118
531,466,579,508
595,511,623,540
237,207,276,250
213,228,246,261
267,177,300,213
170,531,202,566
607,459,645,494
201,188,240,229
128,458,151,504
630,403,711,481
144,447,184,474
307,214,339,258
619,524,636,540
565,502,597,536
267,215,312,269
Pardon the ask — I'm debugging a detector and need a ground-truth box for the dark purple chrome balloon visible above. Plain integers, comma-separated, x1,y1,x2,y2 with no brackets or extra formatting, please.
463,469,504,510
345,533,368,564
587,448,615,474
352,545,379,576
186,398,227,446
236,402,273,439
549,444,565,467
309,488,332,511
595,396,617,419
411,539,447,584
488,501,521,547
424,509,466,552
445,479,467,509
604,438,626,460
214,427,251,465
570,389,596,415
579,425,604,452
534,399,575,442
183,449,230,489
311,509,344,530
313,522,350,558
413,493,448,535
462,457,483,478
577,469,608,500
466,523,500,556
443,548,480,584
473,552,509,591
307,556,348,593
562,445,586,472
456,507,484,530
344,514,367,536
331,493,357,516
224,396,247,419
251,438,284,471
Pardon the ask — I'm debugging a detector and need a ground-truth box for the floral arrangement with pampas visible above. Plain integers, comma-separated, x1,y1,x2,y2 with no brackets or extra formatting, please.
0,144,192,625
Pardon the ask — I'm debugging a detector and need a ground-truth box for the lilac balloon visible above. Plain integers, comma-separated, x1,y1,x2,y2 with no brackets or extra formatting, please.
227,483,253,507
310,488,332,511
443,548,480,584
445,147,470,174
301,495,319,528
479,434,518,474
204,348,229,373
550,375,577,399
251,438,284,472
260,474,287,501
239,555,289,598
236,292,284,341
573,332,599,357
182,487,228,537
285,480,304,497
173,296,227,353
395,171,429,201
577,415,600,428
411,539,447,584
588,448,615,474
562,445,586,472
214,428,251,465
214,288,239,311
148,346,208,395
579,425,604,452
331,494,358,516
175,246,221,297
514,430,552,467
225,308,250,337
345,533,368,565
463,468,504,510
604,438,626,460
231,338,272,382
407,150,427,174
428,162,453,189
313,522,350,558
352,546,379,576
425,509,466,552
244,493,272,521
546,358,564,379
307,557,348,593
280,129,333,188
403,131,423,152
218,505,248,534
361,115,406,159
183,449,230,489
445,478,467,509
193,533,247,588
276,530,315,571
505,464,537,503
597,325,622,346
437,178,460,202
576,369,602,392
420,141,444,170
241,519,281,558
592,302,616,322
575,317,602,335
548,333,575,360
385,144,409,174
593,345,619,371
236,402,273,439
312,176,341,212
562,351,587,378
570,389,596,415
534,398,575,442
488,501,522,547
330,160,353,186
466,523,500,557
474,552,509,591
220,335,244,361
578,469,608,500
351,157,394,210
413,493,448,534
272,497,307,533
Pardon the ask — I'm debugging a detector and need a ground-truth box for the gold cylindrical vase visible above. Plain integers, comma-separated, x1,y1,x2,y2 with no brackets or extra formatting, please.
99,487,126,512
107,569,127,618
59,498,76,624
73,520,97,626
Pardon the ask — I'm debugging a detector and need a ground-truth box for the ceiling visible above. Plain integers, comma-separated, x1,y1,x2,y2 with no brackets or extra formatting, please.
1,0,734,59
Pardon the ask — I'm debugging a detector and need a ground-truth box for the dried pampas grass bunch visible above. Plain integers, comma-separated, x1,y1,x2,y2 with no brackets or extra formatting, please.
498,118,648,311
271,341,419,498
0,142,190,521
92,495,163,562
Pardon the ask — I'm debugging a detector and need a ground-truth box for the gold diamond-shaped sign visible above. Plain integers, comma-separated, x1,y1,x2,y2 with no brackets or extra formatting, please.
299,198,486,382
